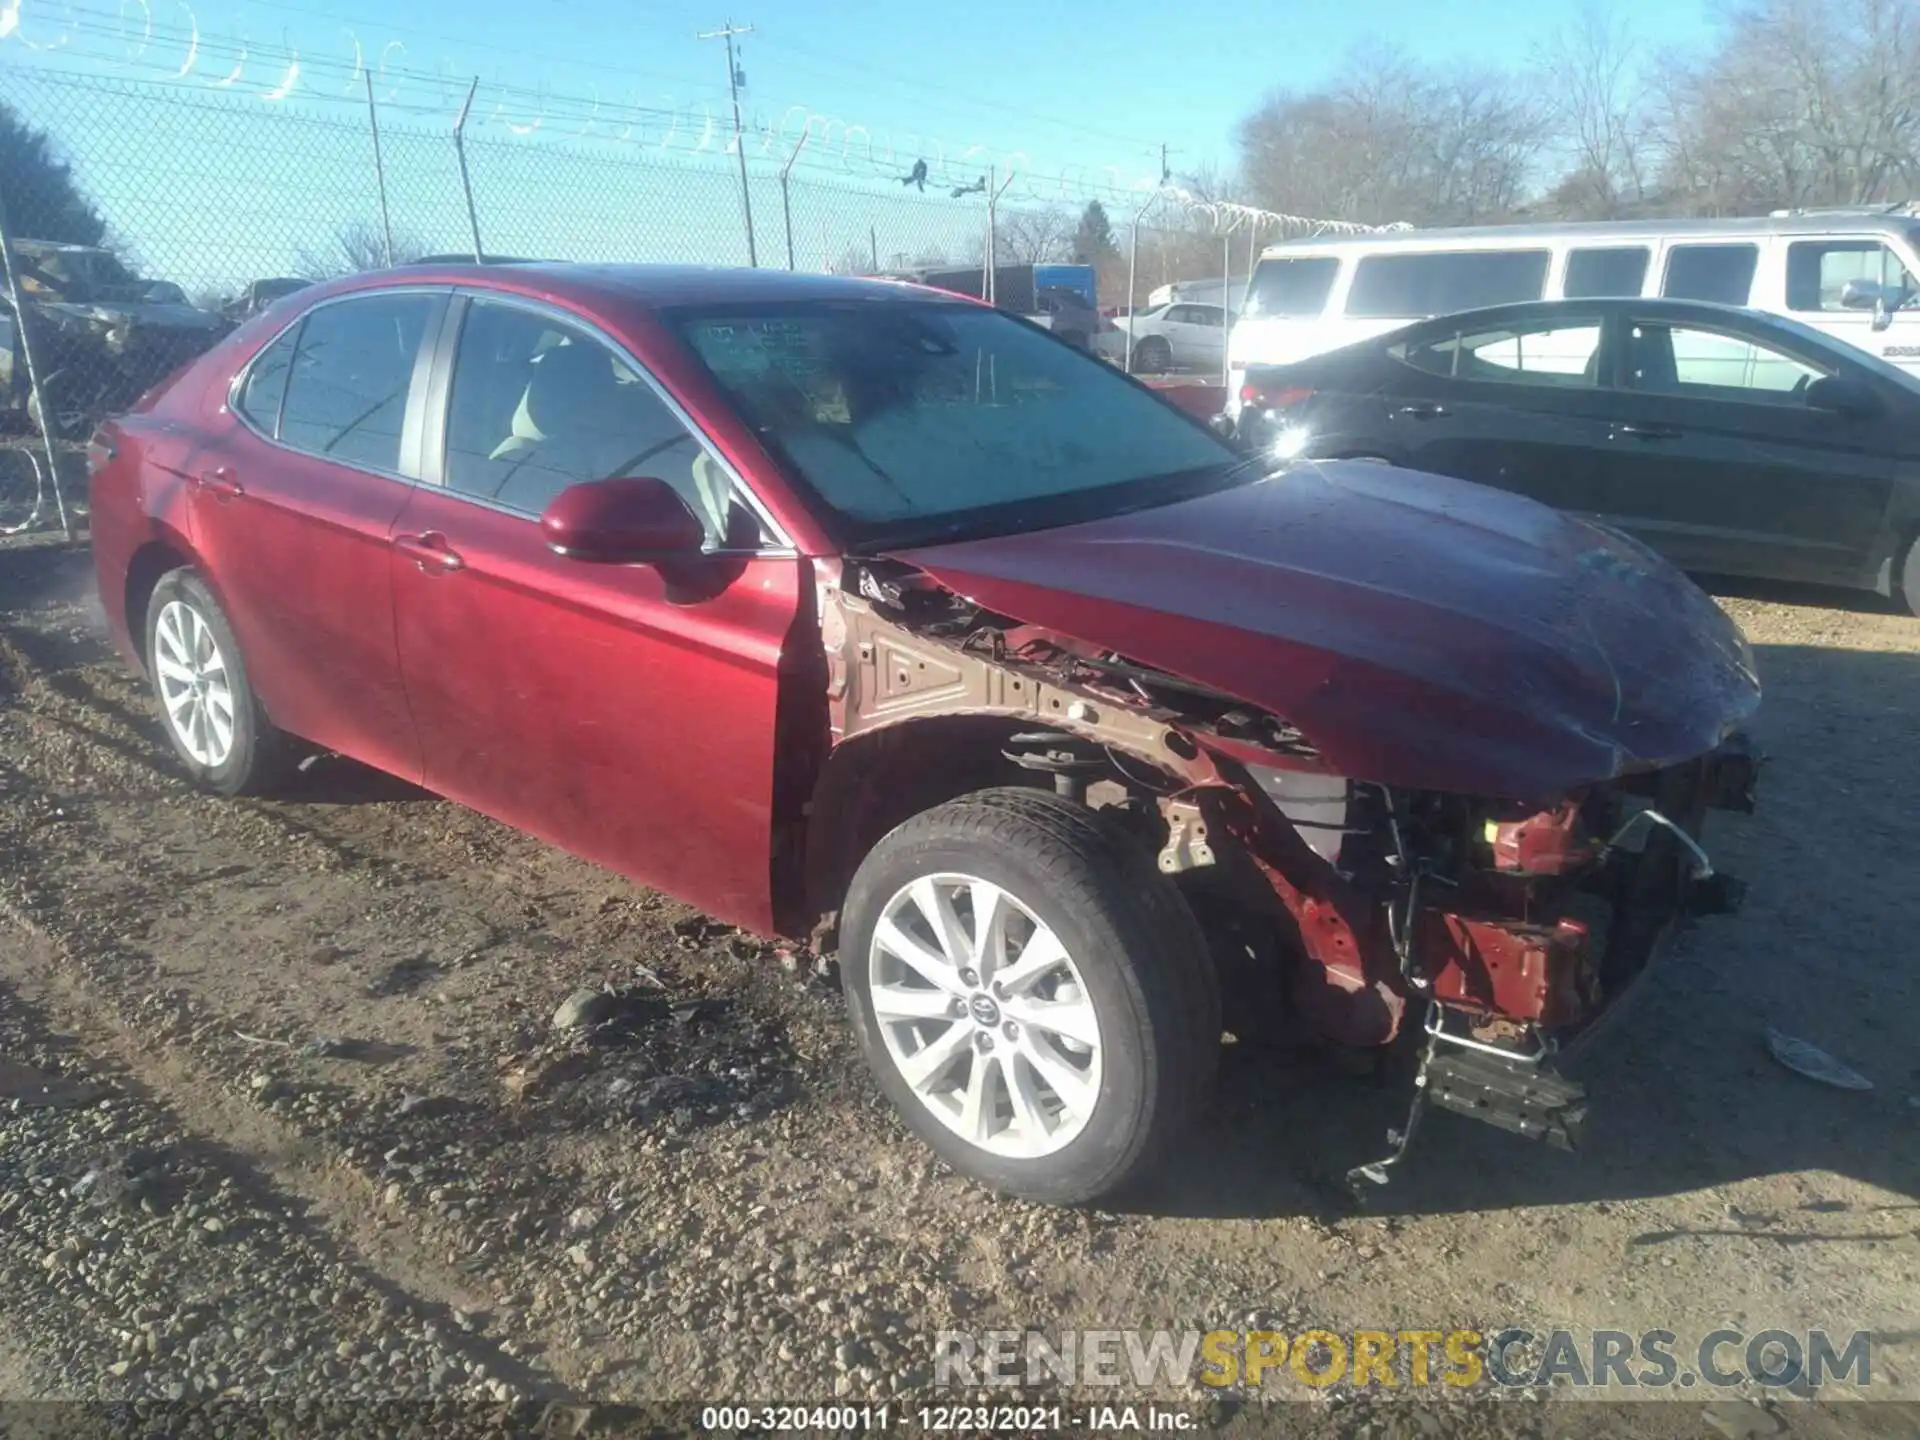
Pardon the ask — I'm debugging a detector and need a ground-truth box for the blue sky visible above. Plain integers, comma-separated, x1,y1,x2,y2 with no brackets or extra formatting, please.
13,0,1722,180
1,0,1725,291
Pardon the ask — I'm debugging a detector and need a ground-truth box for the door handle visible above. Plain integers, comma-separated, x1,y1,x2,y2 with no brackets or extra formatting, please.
393,531,465,573
1613,422,1682,441
195,467,244,500
1393,402,1448,420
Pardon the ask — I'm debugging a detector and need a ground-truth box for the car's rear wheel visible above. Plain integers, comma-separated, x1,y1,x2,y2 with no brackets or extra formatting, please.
1131,336,1172,374
839,788,1219,1204
144,569,291,795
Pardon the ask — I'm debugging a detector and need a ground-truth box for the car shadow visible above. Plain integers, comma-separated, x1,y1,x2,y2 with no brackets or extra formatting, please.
1,543,430,808
1122,638,1920,1221
282,751,432,806
1699,571,1910,616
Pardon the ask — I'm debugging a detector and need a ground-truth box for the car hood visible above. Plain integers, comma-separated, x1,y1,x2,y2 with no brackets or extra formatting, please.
888,460,1760,799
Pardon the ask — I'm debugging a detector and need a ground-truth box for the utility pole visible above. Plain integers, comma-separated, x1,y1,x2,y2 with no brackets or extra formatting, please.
698,20,758,267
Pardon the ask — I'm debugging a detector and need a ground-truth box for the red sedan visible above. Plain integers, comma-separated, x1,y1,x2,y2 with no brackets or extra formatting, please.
90,264,1762,1203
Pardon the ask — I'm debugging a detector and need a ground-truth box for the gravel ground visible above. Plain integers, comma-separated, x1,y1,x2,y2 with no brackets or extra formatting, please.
0,534,1916,1438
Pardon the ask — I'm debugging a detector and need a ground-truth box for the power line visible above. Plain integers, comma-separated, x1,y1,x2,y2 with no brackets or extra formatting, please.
20,9,1171,196
66,0,740,103
750,31,1166,154
696,19,757,267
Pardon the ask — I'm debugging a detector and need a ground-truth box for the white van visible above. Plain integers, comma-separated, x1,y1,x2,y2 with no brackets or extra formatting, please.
1225,210,1920,416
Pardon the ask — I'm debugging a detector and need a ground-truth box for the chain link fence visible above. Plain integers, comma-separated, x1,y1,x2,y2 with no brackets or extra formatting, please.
0,61,1376,536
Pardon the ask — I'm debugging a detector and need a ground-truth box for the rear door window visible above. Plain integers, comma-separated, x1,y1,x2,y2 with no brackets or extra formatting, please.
1661,244,1759,305
1563,246,1650,298
276,293,436,472
236,324,300,437
1241,256,1339,318
1397,317,1603,388
1345,250,1551,319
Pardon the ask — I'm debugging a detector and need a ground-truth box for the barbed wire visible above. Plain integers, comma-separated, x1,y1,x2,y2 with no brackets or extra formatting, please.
0,0,1415,216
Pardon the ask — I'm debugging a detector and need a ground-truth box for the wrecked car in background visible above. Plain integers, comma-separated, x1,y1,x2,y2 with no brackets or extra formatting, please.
86,265,1762,1205
3,239,228,438
220,277,314,324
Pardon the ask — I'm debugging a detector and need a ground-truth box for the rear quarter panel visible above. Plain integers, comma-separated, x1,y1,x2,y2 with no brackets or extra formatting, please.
87,318,283,667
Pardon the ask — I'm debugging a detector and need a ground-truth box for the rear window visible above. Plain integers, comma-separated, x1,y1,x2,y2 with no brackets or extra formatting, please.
1241,257,1339,319
1345,250,1550,319
1662,244,1758,305
1564,246,1650,298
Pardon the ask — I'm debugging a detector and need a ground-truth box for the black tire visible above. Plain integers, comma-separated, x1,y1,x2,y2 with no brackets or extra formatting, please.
1131,337,1172,375
839,787,1220,1204
143,568,291,796
1897,534,1920,618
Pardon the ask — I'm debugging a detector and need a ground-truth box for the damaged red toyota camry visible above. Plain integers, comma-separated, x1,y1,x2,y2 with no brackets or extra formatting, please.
89,265,1762,1204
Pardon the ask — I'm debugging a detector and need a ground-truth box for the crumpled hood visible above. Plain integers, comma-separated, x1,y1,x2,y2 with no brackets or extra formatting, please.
889,460,1760,800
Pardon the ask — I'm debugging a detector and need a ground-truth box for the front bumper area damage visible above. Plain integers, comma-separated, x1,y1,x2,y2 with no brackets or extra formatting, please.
813,547,1762,1189
1341,733,1763,1189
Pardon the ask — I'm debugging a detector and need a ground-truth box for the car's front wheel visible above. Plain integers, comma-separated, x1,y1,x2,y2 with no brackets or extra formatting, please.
144,569,291,795
1898,533,1920,618
839,788,1219,1204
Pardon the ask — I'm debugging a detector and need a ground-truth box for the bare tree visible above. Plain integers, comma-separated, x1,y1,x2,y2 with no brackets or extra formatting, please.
1236,46,1546,226
994,206,1076,264
295,220,422,280
1654,0,1920,211
1534,4,1652,218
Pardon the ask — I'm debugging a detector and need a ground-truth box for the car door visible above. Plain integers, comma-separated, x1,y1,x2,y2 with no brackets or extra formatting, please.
1152,306,1191,365
190,289,441,781
388,292,805,935
1182,304,1228,369
1162,305,1214,369
1590,313,1899,584
1364,309,1618,515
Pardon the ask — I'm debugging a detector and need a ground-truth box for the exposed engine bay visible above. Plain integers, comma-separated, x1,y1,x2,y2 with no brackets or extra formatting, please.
821,555,1762,1186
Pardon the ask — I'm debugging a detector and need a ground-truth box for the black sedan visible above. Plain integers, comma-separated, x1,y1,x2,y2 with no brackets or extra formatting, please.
1236,298,1920,614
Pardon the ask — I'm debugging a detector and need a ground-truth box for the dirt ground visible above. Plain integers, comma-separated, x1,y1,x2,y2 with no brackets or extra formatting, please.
0,528,1916,1439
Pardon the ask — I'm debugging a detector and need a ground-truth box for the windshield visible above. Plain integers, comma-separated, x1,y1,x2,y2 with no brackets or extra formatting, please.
668,300,1241,547
17,247,142,302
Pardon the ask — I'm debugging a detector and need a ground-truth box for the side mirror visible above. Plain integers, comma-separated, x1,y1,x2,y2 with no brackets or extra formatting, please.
1839,278,1895,332
539,476,706,563
1804,374,1880,418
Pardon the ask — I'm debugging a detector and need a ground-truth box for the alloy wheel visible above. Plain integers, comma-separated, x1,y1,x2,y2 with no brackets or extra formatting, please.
867,872,1103,1159
152,599,236,767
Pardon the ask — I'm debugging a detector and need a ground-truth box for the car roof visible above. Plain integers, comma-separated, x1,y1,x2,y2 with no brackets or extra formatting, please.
325,261,973,310
1259,209,1920,258
1242,297,1840,371
1379,297,1797,332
